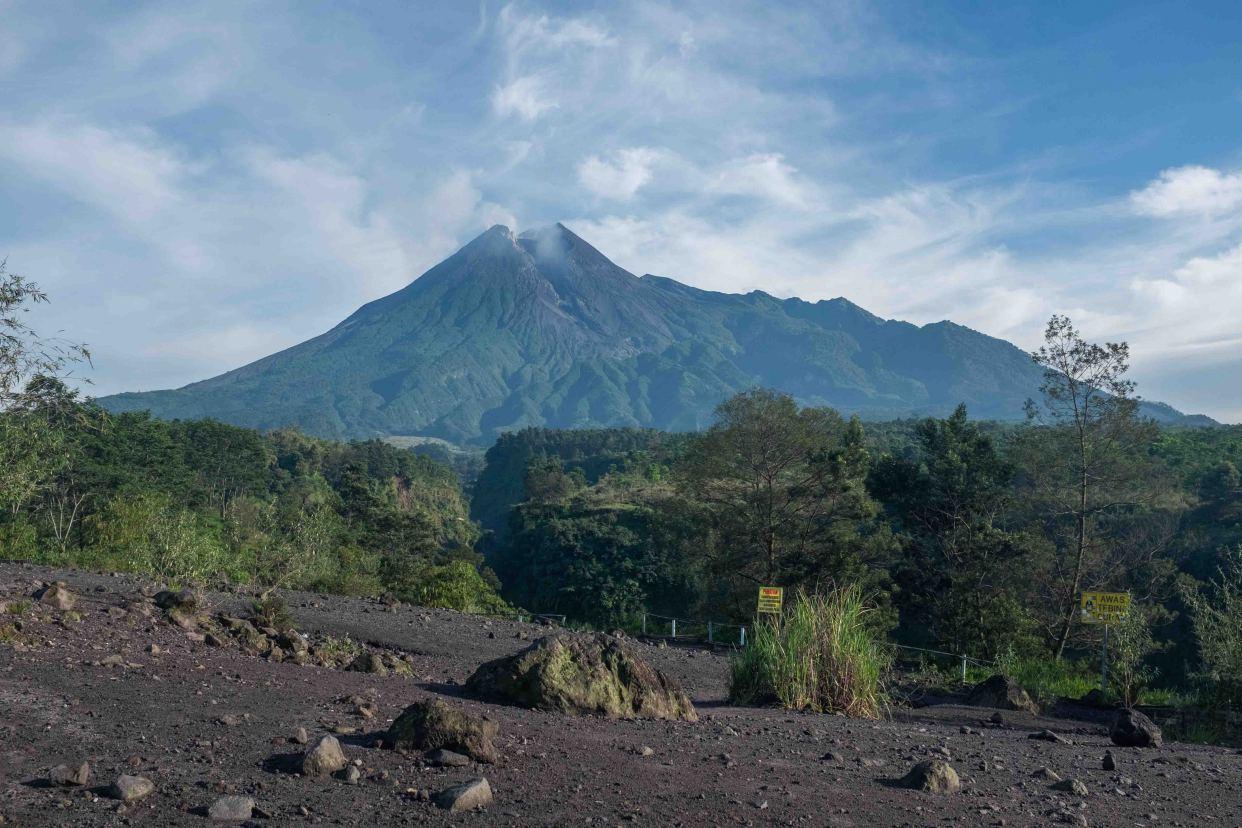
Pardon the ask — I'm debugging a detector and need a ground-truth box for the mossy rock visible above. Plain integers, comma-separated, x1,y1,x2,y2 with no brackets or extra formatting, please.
386,699,500,763
464,633,697,721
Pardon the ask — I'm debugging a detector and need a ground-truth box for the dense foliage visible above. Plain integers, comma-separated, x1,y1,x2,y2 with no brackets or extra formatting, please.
0,402,506,612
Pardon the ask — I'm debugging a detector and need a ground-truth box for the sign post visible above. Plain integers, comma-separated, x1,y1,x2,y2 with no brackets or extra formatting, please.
1079,591,1131,693
756,586,784,615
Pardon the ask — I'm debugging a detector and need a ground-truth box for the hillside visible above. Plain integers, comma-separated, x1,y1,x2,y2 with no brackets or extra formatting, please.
99,224,1207,443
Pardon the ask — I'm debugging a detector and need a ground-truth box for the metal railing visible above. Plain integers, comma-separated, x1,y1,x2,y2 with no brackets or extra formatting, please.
640,612,748,647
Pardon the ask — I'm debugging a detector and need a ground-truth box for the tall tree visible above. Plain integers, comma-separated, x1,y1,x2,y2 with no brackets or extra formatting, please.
677,389,886,611
871,405,1041,657
1021,315,1160,658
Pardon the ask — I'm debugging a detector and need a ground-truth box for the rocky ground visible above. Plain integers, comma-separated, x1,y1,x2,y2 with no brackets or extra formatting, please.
1,562,1239,827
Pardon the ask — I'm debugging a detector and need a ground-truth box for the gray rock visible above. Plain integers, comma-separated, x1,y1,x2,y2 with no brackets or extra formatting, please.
1103,751,1116,770
897,760,960,794
425,748,471,768
107,774,155,802
1110,708,1162,748
207,795,255,821
1029,729,1072,744
301,735,347,777
1051,778,1089,796
1032,766,1062,782
35,582,75,611
966,674,1039,714
434,777,493,812
47,762,90,787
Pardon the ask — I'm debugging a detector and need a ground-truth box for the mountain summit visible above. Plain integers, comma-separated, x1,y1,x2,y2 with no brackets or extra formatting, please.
99,224,1202,443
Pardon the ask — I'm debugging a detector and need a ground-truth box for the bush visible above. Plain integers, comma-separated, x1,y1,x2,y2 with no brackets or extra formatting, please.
728,586,889,717
386,559,512,615
249,595,294,631
1182,548,1242,708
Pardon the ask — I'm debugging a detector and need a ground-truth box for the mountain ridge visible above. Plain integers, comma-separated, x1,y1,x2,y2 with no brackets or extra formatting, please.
99,223,1213,443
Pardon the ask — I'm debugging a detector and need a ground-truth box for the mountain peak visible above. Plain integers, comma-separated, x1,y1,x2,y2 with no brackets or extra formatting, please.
97,224,1205,443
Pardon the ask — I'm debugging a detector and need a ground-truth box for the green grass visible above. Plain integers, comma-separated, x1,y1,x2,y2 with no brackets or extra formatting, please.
729,586,889,718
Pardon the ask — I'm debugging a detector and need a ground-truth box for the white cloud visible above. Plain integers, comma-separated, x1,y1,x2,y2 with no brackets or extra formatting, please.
491,74,557,120
1130,242,1242,360
708,154,814,209
1131,165,1242,217
577,148,662,200
0,121,187,224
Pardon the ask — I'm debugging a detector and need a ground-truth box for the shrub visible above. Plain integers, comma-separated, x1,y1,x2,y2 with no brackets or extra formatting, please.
1107,605,1160,707
249,595,294,631
385,558,512,615
1182,548,1242,708
729,586,889,717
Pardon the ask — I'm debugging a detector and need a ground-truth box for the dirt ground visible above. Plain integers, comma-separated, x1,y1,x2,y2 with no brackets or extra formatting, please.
1,563,1238,827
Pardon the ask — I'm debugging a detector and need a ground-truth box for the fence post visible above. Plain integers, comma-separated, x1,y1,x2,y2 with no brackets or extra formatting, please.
642,613,647,635
740,625,746,647
708,621,714,644
960,654,967,685
671,618,677,638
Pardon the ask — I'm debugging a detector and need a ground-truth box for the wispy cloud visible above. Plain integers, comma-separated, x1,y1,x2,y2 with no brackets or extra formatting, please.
1,0,1240,421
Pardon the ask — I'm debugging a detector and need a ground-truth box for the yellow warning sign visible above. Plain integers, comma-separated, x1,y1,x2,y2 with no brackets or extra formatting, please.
757,586,784,614
1080,591,1131,625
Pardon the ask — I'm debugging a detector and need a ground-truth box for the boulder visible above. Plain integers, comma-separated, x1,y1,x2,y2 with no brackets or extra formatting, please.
1110,708,1162,748
207,795,255,821
107,775,155,802
347,652,388,676
386,699,500,763
965,674,1038,714
897,760,960,793
34,582,75,611
434,778,493,812
1051,778,1089,796
47,762,90,787
464,633,697,721
301,735,348,776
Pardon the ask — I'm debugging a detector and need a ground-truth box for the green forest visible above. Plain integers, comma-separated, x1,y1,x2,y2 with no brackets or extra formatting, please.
3,266,1242,713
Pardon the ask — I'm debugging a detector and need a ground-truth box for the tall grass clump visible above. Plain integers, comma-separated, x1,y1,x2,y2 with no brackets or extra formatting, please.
729,586,889,718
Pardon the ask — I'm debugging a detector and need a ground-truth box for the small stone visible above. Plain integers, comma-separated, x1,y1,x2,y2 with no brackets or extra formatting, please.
434,778,493,812
301,735,347,777
1102,751,1116,771
639,746,654,757
146,643,161,656
339,765,362,785
1032,767,1062,782
107,775,155,802
47,762,90,787
207,795,255,821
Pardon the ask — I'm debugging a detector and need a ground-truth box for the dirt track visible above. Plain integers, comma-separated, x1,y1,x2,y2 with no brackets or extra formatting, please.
1,562,1238,827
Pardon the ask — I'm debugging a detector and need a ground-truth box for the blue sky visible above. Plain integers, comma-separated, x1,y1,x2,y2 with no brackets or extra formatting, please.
2,1,1241,420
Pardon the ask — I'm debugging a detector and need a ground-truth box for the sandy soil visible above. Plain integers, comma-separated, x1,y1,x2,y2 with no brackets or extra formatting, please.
1,562,1238,827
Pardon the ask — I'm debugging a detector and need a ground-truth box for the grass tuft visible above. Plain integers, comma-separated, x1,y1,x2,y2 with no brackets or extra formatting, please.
728,585,889,718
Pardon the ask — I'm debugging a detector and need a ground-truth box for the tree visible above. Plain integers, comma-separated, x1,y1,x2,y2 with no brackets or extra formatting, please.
677,389,888,613
871,405,1042,657
1181,548,1242,707
0,265,92,520
1021,315,1161,658
0,263,90,411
